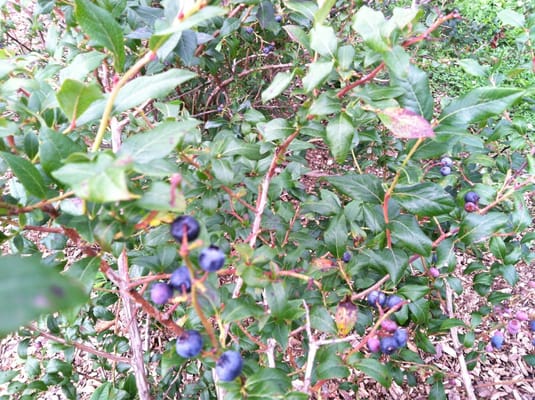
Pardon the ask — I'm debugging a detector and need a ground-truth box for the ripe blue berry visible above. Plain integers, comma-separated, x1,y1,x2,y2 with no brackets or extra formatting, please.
170,215,200,243
385,295,403,309
490,333,504,349
440,166,451,176
342,251,351,263
169,266,191,293
441,156,453,167
529,320,535,332
199,245,225,272
464,202,478,212
262,45,273,54
380,336,399,354
464,191,480,204
245,26,253,34
367,337,380,353
176,330,203,358
367,290,386,308
216,350,243,382
150,283,173,305
275,15,282,22
393,328,408,348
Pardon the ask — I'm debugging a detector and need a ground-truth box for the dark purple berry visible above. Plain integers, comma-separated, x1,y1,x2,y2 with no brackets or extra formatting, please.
150,283,173,305
367,337,380,353
380,336,399,354
275,15,282,22
176,330,203,358
262,45,272,54
440,156,453,167
169,266,191,293
342,251,351,263
393,328,408,347
381,319,398,333
367,290,386,308
245,26,253,34
529,320,535,332
216,350,243,382
464,191,480,204
440,166,451,176
490,333,504,349
199,245,225,272
170,215,200,243
464,202,478,212
385,295,403,309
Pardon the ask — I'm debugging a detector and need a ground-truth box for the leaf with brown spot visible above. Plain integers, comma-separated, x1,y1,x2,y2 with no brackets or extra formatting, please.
378,107,435,139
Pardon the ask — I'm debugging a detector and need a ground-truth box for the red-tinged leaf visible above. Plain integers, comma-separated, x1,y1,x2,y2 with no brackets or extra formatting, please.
378,107,434,139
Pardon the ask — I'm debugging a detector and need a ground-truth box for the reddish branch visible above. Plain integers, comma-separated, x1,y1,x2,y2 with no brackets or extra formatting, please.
337,11,461,99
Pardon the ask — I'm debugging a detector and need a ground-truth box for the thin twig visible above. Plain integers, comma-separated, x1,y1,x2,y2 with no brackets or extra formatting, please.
445,283,477,400
118,249,151,400
30,324,130,364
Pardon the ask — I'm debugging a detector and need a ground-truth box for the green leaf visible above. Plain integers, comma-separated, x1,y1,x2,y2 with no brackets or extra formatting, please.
302,61,333,92
52,153,137,203
119,120,199,164
309,92,341,116
310,24,337,57
377,107,434,139
437,88,525,130
457,59,489,77
151,6,226,38
314,0,336,25
358,248,408,284
244,367,291,396
116,69,197,112
325,113,354,163
392,183,455,216
353,358,392,388
429,378,446,400
286,1,317,21
0,255,87,337
59,51,107,83
459,212,508,244
262,71,293,103
523,355,535,367
328,174,385,204
39,129,86,174
0,371,18,384
257,118,294,141
221,297,265,323
315,346,349,380
390,64,433,120
136,181,185,213
283,25,311,52
74,0,125,71
324,214,347,258
57,79,103,122
390,215,432,256
438,318,466,331
397,284,429,301
352,6,388,52
310,305,337,335
0,152,47,198
497,9,525,27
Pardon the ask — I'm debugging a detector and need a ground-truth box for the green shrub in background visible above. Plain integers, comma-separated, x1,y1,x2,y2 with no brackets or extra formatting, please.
0,0,533,398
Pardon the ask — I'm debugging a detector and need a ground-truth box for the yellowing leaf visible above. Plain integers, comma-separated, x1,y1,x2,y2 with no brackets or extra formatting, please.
378,107,434,139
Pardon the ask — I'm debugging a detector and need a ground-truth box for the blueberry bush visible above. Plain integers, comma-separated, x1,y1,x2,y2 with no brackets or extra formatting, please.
0,0,534,398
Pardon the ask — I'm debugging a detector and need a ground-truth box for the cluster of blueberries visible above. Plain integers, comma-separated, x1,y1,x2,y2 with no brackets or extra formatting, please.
489,312,535,350
463,190,480,213
149,215,243,383
366,290,409,354
439,156,454,176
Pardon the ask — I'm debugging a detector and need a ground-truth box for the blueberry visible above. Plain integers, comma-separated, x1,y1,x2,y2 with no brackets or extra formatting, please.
342,251,352,263
429,267,440,278
490,333,504,349
275,15,282,22
440,166,451,176
245,26,253,34
441,156,453,167
385,295,403,309
216,350,243,382
169,266,191,293
381,319,398,333
262,45,273,54
393,328,408,348
464,202,478,212
199,245,226,272
367,337,380,353
464,191,480,204
176,330,203,358
380,336,399,354
150,283,173,305
529,320,535,332
170,215,200,243
367,290,386,308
